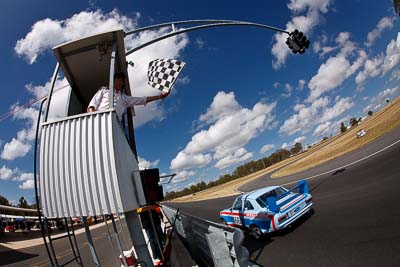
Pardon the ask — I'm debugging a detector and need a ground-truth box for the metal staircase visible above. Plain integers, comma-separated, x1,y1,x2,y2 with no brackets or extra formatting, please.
42,217,83,267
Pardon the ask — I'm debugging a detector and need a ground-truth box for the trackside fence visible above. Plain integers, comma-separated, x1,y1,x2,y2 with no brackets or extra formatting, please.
162,205,259,267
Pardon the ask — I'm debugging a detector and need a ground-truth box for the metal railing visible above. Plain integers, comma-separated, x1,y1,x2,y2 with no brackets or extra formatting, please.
162,205,258,267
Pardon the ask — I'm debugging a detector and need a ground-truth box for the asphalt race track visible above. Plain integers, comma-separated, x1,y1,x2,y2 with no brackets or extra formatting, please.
168,126,400,267
1,128,399,267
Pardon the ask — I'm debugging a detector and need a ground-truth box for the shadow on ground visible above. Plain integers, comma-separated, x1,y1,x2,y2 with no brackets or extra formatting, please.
243,209,315,266
0,245,38,266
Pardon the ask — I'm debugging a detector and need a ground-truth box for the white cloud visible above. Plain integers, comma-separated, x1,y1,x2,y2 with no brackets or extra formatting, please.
1,138,31,160
272,0,331,69
281,83,293,98
356,33,400,87
381,32,400,76
26,77,70,117
214,148,253,169
314,115,349,137
0,165,14,180
294,136,306,143
199,92,241,124
365,17,395,47
18,173,34,181
313,121,332,136
138,156,159,170
293,103,306,112
19,180,35,190
313,34,336,57
280,96,329,136
320,97,354,123
335,32,358,57
297,79,306,90
195,37,205,49
390,69,400,81
363,86,400,113
355,55,384,85
172,170,196,184
170,91,277,170
307,32,366,102
170,151,212,170
280,96,354,136
0,165,34,185
282,136,306,150
260,144,275,154
308,56,350,102
15,9,138,64
176,76,190,85
1,78,71,160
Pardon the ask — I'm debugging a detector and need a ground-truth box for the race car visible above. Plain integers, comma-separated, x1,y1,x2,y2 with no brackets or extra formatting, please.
220,180,313,238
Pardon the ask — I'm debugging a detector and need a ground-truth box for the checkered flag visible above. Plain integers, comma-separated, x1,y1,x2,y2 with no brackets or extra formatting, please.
147,58,186,92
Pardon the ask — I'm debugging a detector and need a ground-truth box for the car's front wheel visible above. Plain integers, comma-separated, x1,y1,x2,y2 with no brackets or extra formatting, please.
250,224,262,239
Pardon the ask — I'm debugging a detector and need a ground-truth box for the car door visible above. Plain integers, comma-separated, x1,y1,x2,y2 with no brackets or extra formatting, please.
230,196,243,226
242,199,256,227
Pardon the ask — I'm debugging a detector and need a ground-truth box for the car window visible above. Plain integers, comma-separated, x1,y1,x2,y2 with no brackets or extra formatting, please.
275,187,288,195
244,200,254,210
233,195,243,210
256,190,280,208
256,197,266,208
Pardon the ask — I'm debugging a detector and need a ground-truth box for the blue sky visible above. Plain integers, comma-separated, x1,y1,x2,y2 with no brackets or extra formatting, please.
0,0,399,204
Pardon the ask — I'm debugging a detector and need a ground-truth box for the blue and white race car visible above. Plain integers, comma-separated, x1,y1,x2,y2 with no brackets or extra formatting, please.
220,180,313,238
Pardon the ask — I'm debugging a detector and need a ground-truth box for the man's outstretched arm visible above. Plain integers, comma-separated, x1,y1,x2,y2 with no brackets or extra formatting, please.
146,91,170,103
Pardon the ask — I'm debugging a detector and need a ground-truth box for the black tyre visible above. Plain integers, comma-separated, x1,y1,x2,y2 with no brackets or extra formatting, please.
250,224,262,239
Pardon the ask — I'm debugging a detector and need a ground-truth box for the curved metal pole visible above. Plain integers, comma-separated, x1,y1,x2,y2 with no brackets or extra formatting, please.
44,63,60,122
34,98,55,267
125,19,239,36
126,21,289,56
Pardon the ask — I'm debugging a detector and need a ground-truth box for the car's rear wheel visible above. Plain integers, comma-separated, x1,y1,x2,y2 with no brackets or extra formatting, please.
250,224,262,239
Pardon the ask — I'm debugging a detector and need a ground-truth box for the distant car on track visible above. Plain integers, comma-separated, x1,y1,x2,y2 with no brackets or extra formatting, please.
220,180,313,239
356,129,366,138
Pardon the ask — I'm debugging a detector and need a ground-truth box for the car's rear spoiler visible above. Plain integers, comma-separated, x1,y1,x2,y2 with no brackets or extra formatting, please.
267,180,309,213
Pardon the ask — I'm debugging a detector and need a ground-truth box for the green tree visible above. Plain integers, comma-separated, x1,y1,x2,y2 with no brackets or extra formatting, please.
18,196,29,209
0,195,10,206
349,117,358,127
290,142,302,155
340,122,347,133
165,147,295,200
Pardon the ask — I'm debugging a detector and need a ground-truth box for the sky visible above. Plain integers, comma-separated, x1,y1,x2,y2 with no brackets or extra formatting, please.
0,0,399,205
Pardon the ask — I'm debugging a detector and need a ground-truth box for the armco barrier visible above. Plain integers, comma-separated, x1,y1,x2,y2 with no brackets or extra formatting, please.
162,205,259,267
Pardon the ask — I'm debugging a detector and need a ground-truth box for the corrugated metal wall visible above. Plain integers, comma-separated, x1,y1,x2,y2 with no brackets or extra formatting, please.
39,111,125,217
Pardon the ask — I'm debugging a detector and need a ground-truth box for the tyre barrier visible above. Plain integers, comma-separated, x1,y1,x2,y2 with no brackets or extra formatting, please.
162,205,259,267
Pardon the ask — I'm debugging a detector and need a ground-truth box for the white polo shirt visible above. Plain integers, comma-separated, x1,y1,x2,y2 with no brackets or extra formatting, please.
88,87,147,120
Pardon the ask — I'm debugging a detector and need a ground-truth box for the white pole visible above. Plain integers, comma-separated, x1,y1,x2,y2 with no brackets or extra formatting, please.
124,210,153,266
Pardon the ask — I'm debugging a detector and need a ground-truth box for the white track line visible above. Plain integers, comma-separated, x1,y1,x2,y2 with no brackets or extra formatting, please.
279,138,400,188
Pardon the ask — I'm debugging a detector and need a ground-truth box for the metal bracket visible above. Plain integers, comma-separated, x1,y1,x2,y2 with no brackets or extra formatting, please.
159,173,177,184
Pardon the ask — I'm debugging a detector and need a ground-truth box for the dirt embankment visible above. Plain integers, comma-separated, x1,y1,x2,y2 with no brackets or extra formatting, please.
170,96,400,202
272,97,400,178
